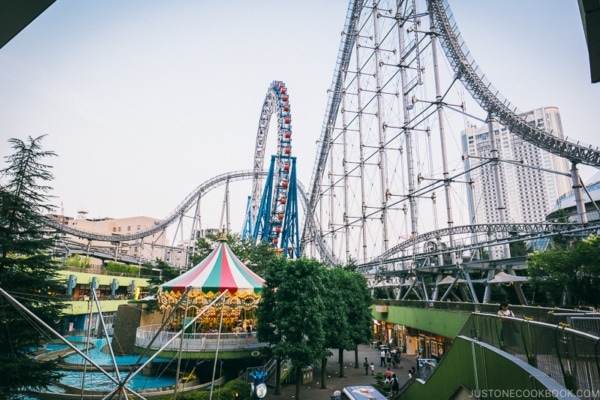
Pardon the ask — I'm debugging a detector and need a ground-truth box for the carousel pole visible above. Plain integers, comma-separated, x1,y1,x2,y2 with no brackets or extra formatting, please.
209,290,228,400
173,287,193,400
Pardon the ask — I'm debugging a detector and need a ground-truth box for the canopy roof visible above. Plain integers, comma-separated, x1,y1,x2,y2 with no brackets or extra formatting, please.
488,271,529,284
159,240,264,297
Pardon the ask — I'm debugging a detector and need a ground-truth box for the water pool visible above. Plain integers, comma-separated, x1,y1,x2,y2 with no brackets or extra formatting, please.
26,336,178,398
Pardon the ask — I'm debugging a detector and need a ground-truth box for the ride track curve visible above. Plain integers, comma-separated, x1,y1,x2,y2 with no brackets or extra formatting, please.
301,0,600,267
43,83,297,252
43,170,266,243
43,168,338,265
44,0,599,268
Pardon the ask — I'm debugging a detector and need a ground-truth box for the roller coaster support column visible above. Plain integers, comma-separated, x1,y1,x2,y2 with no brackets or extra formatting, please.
570,162,588,224
281,157,300,258
242,196,253,239
484,113,507,304
252,156,300,258
253,157,276,242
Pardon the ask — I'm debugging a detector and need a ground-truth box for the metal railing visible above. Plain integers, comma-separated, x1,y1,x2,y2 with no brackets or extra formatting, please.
135,325,266,352
460,313,600,398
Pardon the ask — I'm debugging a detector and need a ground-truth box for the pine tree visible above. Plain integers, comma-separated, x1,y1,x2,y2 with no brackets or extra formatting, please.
0,135,65,398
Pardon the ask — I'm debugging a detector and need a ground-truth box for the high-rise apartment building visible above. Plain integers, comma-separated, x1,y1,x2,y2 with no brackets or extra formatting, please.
462,107,571,228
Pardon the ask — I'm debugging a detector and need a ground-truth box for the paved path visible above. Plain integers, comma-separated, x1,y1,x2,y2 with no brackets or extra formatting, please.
264,344,416,399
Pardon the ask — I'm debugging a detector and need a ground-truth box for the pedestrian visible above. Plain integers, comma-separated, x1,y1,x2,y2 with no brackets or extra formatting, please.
363,357,369,375
408,366,417,379
386,350,392,367
394,350,402,369
370,362,375,376
385,367,393,382
380,348,387,367
391,373,400,395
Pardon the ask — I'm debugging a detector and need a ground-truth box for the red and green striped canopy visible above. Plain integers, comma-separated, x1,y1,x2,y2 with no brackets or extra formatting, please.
159,241,264,296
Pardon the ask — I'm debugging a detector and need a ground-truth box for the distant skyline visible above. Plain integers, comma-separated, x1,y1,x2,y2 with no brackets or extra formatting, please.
1,1,598,233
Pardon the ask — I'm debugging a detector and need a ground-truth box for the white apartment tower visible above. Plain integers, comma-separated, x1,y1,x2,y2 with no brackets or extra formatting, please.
462,107,571,227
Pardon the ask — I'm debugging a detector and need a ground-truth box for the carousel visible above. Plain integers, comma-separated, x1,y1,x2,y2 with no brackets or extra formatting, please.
134,237,267,360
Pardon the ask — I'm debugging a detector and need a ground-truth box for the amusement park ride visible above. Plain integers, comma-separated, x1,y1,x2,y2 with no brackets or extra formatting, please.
243,81,301,259
3,0,600,398
39,0,600,298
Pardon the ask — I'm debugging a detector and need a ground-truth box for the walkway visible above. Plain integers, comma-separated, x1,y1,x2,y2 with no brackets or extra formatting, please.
265,344,416,399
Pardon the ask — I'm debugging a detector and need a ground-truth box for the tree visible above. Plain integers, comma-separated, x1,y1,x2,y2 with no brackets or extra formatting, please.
343,268,374,370
255,256,287,395
319,267,352,386
64,254,91,269
0,135,66,398
256,258,326,400
318,266,372,384
527,235,600,307
188,235,214,266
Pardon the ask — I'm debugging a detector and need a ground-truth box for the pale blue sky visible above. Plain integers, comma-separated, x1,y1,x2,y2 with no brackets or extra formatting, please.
1,1,598,231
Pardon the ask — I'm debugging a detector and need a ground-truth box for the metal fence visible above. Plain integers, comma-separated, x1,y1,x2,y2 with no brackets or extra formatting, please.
135,325,265,352
460,313,600,399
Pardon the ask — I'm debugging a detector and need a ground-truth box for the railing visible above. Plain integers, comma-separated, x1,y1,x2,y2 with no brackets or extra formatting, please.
460,313,600,399
376,299,597,325
135,325,266,352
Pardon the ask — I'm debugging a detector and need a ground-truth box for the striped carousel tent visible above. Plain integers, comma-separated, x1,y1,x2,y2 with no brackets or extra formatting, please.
157,239,265,309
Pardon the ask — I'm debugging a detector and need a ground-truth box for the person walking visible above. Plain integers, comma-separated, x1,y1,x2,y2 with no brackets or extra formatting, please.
391,373,400,396
363,357,370,375
380,348,387,367
394,349,402,369
385,367,393,383
370,362,375,375
386,350,392,367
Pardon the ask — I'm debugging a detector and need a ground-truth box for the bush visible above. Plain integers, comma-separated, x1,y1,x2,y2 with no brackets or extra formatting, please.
105,261,140,275
154,378,250,400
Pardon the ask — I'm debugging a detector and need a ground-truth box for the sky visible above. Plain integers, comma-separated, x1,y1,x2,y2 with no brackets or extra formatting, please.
1,1,598,234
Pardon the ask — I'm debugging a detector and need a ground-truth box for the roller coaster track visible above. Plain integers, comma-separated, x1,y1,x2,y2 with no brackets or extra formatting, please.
43,170,266,242
430,0,600,166
302,0,362,250
301,0,600,264
45,0,600,268
370,220,600,266
43,170,339,266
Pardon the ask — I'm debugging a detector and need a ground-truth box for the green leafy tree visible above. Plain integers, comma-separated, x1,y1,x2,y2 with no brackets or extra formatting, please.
189,235,214,266
256,258,326,400
528,235,600,307
343,268,374,370
317,266,374,384
64,254,91,269
320,267,353,385
105,260,139,275
0,135,65,398
255,256,287,395
150,259,180,284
